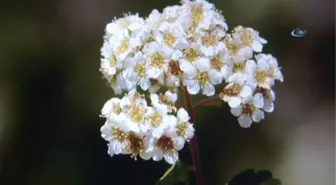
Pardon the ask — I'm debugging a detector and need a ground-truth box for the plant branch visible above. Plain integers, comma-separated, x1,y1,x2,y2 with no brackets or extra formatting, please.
193,95,220,110
184,90,204,185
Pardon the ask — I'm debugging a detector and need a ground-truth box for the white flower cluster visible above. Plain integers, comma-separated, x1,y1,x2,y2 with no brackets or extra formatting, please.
220,27,284,128
100,0,230,96
99,0,284,163
100,90,194,164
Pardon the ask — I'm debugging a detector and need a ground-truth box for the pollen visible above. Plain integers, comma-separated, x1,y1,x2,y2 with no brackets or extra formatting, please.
225,39,240,56
163,33,176,47
148,112,162,127
128,131,144,159
211,56,224,71
112,126,128,142
240,30,253,46
135,63,146,77
191,5,204,27
184,48,198,62
242,102,255,116
202,34,218,47
233,63,246,73
222,83,242,97
196,71,209,86
254,70,268,83
151,52,165,68
129,107,144,123
254,86,270,99
112,103,122,114
176,122,187,138
168,60,183,76
117,40,129,54
109,55,117,67
159,95,169,104
267,66,275,78
156,135,174,154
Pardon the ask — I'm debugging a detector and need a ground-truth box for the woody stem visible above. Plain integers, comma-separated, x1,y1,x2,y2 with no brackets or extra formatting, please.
184,90,205,185
193,95,220,110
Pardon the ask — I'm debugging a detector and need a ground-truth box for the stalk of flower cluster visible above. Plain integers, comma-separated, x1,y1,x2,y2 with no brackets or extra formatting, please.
185,90,204,185
193,95,221,110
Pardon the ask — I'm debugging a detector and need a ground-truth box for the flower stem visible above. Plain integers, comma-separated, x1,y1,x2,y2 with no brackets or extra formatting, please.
193,95,220,110
184,90,204,185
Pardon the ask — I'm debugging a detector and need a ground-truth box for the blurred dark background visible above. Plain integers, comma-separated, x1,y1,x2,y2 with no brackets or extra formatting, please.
0,0,334,185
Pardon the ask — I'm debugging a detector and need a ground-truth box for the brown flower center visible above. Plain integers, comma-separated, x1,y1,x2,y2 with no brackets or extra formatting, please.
242,103,255,116
156,135,174,154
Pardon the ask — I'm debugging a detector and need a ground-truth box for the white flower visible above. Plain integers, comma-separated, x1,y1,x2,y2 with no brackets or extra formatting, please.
180,0,215,30
165,59,184,88
248,54,283,88
183,58,218,96
210,47,232,83
126,131,152,160
162,5,182,22
124,52,151,90
146,9,163,30
254,86,276,113
198,28,226,57
101,98,123,118
101,121,129,156
167,108,194,142
179,43,201,75
147,125,184,164
106,13,145,38
220,73,253,108
100,42,122,76
144,107,170,138
150,91,178,113
230,94,265,128
142,42,171,78
232,26,267,52
231,59,257,80
155,22,189,50
255,54,284,83
224,34,253,62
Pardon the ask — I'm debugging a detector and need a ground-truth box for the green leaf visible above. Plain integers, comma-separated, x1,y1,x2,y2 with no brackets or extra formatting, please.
156,161,190,185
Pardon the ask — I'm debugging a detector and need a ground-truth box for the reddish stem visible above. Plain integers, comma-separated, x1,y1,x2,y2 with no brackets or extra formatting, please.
184,90,205,185
193,95,220,110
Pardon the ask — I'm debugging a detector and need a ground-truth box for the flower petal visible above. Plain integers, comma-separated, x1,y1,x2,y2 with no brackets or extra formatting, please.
209,70,223,85
195,58,211,71
228,97,242,108
186,81,200,95
253,93,264,108
177,108,190,122
238,115,253,128
202,83,215,96
252,40,263,52
252,109,264,122
173,137,185,151
239,86,252,98
164,151,178,164
263,99,274,113
230,106,242,117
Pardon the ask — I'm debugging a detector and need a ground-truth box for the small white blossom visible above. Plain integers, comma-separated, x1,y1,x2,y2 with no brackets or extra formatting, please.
167,108,195,142
150,91,178,113
232,26,267,52
254,85,276,113
183,58,218,96
230,94,265,128
220,73,253,108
